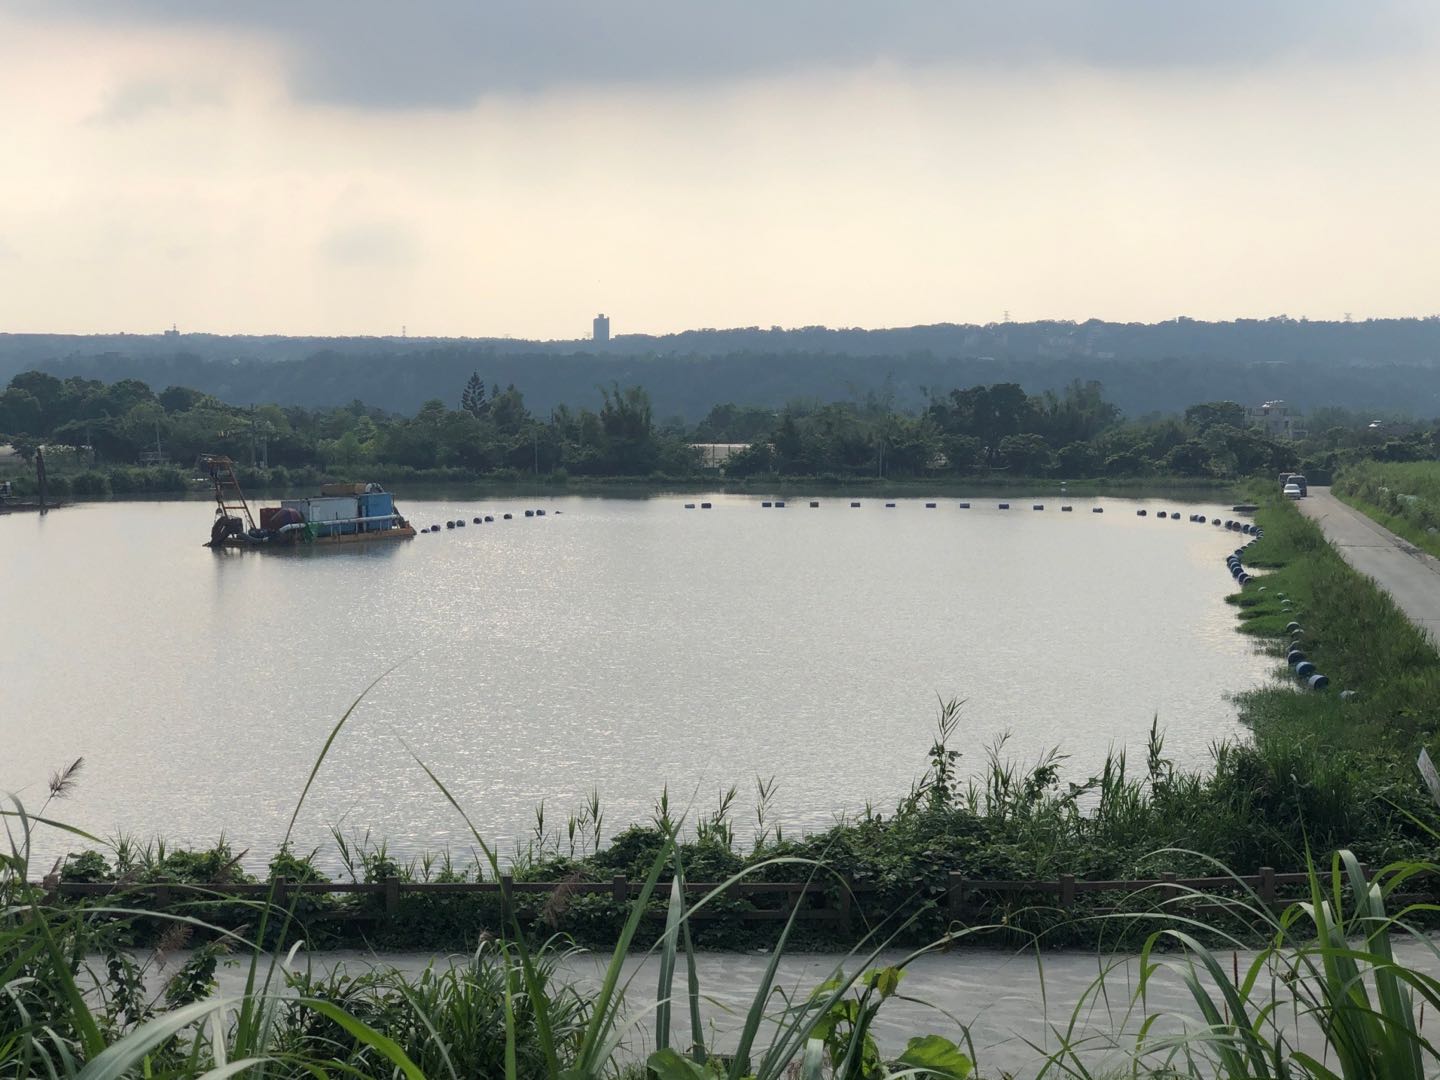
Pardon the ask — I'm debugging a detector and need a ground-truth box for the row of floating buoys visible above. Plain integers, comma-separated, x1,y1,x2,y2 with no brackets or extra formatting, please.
680,500,1253,523
422,511,542,533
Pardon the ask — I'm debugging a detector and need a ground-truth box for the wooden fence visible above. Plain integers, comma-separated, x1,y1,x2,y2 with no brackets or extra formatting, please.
36,866,1400,930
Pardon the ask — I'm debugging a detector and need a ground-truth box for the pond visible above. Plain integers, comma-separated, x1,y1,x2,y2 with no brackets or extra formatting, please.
0,493,1269,870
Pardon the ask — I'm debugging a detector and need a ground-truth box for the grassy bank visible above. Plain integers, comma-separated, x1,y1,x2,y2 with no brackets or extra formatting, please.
1332,460,1440,559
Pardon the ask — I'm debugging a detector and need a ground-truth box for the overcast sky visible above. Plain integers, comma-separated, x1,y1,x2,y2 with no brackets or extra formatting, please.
1,2,1437,337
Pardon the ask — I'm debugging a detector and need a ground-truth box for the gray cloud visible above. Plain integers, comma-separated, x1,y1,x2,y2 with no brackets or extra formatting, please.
31,0,1439,108
319,222,419,266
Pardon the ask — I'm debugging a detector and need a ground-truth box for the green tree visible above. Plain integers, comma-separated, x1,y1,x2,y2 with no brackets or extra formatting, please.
1184,400,1247,433
997,432,1053,475
460,372,489,418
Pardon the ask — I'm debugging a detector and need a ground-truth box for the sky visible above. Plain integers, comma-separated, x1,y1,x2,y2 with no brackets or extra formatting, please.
0,1,1437,339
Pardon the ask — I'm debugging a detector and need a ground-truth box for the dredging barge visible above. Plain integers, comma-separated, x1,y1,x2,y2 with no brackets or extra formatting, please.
201,455,416,549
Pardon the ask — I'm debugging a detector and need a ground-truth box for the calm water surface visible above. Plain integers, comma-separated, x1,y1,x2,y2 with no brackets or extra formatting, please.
1,494,1269,870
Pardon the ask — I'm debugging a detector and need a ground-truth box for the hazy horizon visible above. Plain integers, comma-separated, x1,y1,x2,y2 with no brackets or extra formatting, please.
3,2,1437,338
6,310,1440,344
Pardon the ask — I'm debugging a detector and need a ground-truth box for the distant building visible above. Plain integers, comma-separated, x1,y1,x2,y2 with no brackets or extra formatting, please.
593,313,610,345
691,443,749,469
1247,400,1304,440
163,323,179,337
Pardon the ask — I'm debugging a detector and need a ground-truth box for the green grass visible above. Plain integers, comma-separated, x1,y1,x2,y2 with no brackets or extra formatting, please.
1332,460,1440,560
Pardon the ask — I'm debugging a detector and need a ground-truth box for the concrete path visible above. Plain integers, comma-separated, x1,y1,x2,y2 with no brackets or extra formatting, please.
113,937,1440,1077
1297,487,1440,641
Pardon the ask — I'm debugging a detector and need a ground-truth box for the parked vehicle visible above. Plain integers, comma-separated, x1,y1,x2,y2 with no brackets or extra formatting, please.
1284,482,1302,500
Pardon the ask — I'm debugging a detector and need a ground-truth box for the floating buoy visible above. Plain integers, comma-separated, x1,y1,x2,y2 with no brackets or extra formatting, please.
885,502,897,508
456,520,465,527
761,501,772,508
446,521,455,529
1137,509,1147,516
1285,621,1301,632
1340,689,1358,701
473,516,482,524
1212,518,1222,525
700,503,712,509
485,515,494,522
851,501,861,508
536,509,546,516
525,510,534,518
998,503,1010,509
1238,573,1252,584
1307,673,1330,690
1171,513,1181,520
503,513,513,519
1296,661,1316,677
1062,506,1073,512
1287,649,1306,664
775,501,786,508
1093,507,1104,513
684,503,695,509
810,501,820,508
925,502,936,509
958,502,970,508
1033,504,1044,510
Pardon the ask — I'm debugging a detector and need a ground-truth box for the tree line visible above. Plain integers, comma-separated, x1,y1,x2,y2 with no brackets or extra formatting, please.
1,368,1432,488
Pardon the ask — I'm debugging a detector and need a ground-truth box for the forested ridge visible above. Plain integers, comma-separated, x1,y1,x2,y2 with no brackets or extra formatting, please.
5,314,1440,420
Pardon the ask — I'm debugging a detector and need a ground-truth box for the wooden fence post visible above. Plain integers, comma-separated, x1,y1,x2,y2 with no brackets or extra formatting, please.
947,873,967,923
612,873,627,905
1160,871,1178,906
272,876,287,912
1059,874,1076,909
1259,867,1276,907
838,883,853,934
384,877,400,917
500,874,514,924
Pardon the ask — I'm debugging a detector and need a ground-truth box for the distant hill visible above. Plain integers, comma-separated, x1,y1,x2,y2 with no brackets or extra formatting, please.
4,316,1439,419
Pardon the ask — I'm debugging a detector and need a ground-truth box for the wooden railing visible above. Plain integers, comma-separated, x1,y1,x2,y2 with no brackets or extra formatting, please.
34,866,1404,930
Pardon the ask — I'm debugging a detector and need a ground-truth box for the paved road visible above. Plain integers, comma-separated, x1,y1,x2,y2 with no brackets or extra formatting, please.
1296,487,1440,641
